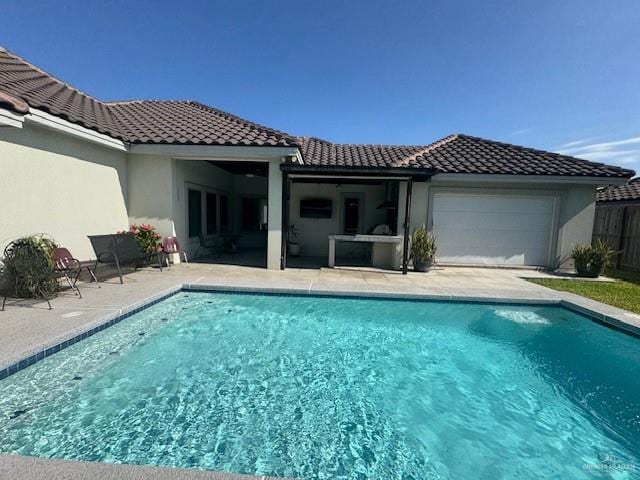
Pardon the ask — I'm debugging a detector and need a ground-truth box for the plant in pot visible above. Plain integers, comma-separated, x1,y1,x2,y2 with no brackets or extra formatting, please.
571,240,614,278
1,234,58,301
127,224,161,254
288,224,301,257
410,228,437,272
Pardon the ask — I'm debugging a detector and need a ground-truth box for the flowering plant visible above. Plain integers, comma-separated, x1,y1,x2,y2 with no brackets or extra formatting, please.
127,224,161,254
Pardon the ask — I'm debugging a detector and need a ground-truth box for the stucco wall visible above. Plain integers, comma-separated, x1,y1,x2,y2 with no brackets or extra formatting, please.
556,186,597,269
127,154,176,240
0,124,129,260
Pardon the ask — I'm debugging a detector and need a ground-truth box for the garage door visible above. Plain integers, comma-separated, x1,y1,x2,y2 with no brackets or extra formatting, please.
431,193,555,266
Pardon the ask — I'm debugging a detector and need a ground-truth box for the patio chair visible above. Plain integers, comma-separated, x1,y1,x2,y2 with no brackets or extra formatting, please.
88,233,163,284
52,247,100,298
161,236,188,267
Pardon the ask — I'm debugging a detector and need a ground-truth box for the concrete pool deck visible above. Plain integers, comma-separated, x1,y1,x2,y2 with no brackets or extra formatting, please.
1,263,640,479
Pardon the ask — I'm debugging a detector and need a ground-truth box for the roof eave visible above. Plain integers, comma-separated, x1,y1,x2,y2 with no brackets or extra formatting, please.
281,164,435,179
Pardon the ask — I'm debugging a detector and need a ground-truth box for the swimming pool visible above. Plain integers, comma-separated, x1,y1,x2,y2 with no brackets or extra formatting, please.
0,291,639,479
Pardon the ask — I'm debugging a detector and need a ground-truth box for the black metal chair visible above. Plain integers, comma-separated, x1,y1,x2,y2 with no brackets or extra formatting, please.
88,233,162,284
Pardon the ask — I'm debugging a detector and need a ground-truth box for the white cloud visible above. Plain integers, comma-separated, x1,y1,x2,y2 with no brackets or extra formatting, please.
557,138,592,149
554,135,640,176
510,128,533,136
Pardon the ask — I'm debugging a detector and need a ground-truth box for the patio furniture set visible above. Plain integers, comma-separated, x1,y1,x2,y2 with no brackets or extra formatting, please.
1,234,188,310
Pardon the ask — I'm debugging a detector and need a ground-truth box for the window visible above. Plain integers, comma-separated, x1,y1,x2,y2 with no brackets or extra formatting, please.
220,195,229,232
206,193,217,235
241,197,262,232
343,197,360,234
188,189,202,238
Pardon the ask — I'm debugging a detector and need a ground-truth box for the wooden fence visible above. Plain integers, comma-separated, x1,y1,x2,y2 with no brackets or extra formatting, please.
593,204,640,272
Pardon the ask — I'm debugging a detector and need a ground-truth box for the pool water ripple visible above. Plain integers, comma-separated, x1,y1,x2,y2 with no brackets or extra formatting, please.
0,291,639,479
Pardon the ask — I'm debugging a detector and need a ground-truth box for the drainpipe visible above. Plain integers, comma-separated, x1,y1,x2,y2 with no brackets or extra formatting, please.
402,178,413,275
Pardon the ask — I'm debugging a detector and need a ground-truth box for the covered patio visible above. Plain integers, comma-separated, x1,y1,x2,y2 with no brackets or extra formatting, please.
280,165,432,274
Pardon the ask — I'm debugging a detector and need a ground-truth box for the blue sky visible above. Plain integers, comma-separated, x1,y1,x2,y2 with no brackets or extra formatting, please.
3,0,639,175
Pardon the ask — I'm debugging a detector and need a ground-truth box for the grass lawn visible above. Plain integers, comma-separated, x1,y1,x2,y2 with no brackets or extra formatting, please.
528,270,640,314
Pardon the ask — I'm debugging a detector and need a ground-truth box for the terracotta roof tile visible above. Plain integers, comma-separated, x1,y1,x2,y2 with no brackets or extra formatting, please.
597,178,640,202
0,48,297,147
297,135,635,178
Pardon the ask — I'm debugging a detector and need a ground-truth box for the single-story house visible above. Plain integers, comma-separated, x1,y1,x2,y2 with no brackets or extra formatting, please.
0,47,635,273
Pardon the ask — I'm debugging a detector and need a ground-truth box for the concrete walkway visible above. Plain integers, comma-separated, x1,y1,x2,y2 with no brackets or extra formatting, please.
1,263,639,479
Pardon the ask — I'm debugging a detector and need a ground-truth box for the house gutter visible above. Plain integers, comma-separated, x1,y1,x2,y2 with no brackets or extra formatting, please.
280,164,434,180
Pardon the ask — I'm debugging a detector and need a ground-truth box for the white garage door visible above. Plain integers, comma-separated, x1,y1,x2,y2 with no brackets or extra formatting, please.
431,193,555,266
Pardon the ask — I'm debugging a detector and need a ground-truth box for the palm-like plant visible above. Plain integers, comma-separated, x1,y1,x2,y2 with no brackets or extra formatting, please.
571,240,614,278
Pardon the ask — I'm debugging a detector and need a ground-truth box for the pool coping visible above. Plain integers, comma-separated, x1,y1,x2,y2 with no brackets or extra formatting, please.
2,282,639,381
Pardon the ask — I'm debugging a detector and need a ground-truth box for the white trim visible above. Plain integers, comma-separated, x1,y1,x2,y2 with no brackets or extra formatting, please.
0,107,25,128
24,108,127,151
129,143,298,159
432,173,629,186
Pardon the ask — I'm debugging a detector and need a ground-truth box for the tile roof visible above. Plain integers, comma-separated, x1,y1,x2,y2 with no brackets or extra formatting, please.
406,134,635,177
297,137,429,169
0,47,634,179
597,178,640,202
0,48,122,138
298,135,635,178
106,100,296,146
0,47,297,147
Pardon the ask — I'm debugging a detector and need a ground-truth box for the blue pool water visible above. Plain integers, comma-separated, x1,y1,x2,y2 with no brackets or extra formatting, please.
0,291,639,479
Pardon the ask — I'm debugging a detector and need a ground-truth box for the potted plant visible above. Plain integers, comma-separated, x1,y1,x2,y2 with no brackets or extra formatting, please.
126,224,161,254
571,240,614,278
410,228,437,272
288,224,301,257
1,235,58,301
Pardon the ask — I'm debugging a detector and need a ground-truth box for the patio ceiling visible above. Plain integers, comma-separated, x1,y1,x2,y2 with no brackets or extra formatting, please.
208,160,268,177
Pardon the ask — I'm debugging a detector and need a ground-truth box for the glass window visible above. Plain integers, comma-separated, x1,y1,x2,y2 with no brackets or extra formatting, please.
206,192,217,235
343,197,360,234
188,189,202,238
220,195,229,232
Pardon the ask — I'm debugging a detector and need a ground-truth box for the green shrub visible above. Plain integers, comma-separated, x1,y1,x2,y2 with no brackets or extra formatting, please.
1,235,58,299
127,224,161,254
410,228,437,267
571,240,614,278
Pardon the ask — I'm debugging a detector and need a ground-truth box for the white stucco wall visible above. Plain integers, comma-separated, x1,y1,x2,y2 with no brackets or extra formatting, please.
556,186,597,269
0,123,129,260
127,154,176,240
267,161,283,269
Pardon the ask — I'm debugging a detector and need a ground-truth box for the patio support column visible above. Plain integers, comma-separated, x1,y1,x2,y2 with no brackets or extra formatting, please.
267,159,283,270
402,177,413,275
280,172,289,270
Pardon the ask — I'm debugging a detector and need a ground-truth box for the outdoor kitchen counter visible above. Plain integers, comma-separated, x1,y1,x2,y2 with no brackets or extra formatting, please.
328,234,404,269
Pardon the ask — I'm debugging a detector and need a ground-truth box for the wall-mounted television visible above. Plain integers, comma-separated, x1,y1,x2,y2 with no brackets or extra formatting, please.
300,198,332,218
